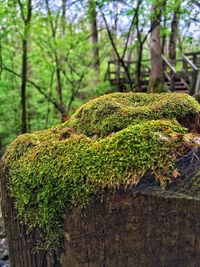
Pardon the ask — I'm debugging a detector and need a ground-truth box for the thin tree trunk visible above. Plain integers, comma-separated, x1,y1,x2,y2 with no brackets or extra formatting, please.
19,0,32,133
136,43,143,90
169,4,181,64
126,32,135,62
55,61,66,121
161,15,167,54
135,9,143,90
55,56,63,105
89,0,100,77
61,0,67,37
148,4,163,92
21,38,28,133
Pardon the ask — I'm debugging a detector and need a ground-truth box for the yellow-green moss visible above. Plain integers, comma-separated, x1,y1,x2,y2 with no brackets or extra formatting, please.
2,92,200,250
66,92,200,137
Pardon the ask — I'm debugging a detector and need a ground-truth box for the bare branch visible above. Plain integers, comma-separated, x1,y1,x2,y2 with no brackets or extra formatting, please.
96,1,133,90
26,0,32,24
17,0,25,21
122,0,142,60
45,0,56,37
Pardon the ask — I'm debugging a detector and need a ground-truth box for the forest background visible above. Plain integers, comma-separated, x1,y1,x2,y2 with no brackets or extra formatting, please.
0,0,199,156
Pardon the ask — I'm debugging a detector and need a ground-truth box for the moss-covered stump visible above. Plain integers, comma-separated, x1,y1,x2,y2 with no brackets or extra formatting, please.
1,92,200,267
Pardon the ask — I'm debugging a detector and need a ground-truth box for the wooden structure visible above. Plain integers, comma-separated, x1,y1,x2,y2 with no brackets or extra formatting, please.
1,148,200,267
106,52,200,94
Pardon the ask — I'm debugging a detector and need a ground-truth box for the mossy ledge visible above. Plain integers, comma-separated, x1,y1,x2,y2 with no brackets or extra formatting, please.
2,92,200,250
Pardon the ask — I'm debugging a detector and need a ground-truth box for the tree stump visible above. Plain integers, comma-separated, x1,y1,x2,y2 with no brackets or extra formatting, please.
1,148,200,267
1,92,200,266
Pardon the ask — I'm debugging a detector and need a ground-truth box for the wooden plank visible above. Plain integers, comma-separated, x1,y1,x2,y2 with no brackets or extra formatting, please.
162,55,177,74
182,54,199,71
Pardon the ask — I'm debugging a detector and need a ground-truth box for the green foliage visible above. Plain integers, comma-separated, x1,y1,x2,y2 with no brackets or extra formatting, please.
0,78,21,156
2,92,200,250
0,0,97,155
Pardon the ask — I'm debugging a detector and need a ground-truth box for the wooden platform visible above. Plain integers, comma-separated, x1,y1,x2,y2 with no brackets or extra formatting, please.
106,52,200,95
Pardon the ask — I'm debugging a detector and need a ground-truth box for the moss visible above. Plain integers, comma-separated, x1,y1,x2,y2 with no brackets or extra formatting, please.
2,92,200,250
66,92,200,137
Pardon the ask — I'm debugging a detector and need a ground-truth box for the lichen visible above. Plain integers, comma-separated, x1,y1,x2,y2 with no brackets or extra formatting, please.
2,92,200,250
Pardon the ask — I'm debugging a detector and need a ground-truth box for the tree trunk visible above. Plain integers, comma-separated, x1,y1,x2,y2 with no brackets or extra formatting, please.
55,57,63,106
61,0,67,37
21,38,28,133
136,43,143,90
169,4,180,64
161,15,167,54
148,4,163,93
88,0,100,77
135,11,143,91
55,62,66,121
20,0,32,133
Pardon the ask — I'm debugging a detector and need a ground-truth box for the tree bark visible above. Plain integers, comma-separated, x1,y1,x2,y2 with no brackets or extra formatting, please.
135,7,143,90
148,4,163,93
136,44,143,90
88,0,100,77
161,14,167,54
169,4,181,64
21,38,28,133
19,0,32,133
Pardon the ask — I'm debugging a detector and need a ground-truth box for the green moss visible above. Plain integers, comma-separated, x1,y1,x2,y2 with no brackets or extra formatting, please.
2,92,200,250
66,92,200,137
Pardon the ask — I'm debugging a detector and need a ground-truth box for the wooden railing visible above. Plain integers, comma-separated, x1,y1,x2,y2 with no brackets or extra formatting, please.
107,59,150,85
107,60,131,88
162,55,177,92
182,54,200,94
106,52,200,94
184,51,200,67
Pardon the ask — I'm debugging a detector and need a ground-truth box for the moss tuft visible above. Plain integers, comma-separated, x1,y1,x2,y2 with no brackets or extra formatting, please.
2,92,200,250
66,92,200,137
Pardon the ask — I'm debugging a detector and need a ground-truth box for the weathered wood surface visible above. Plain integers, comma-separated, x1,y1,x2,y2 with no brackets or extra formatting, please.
61,191,200,267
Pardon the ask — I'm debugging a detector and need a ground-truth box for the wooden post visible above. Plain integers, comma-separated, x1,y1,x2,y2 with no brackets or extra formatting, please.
0,167,60,267
170,69,175,92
